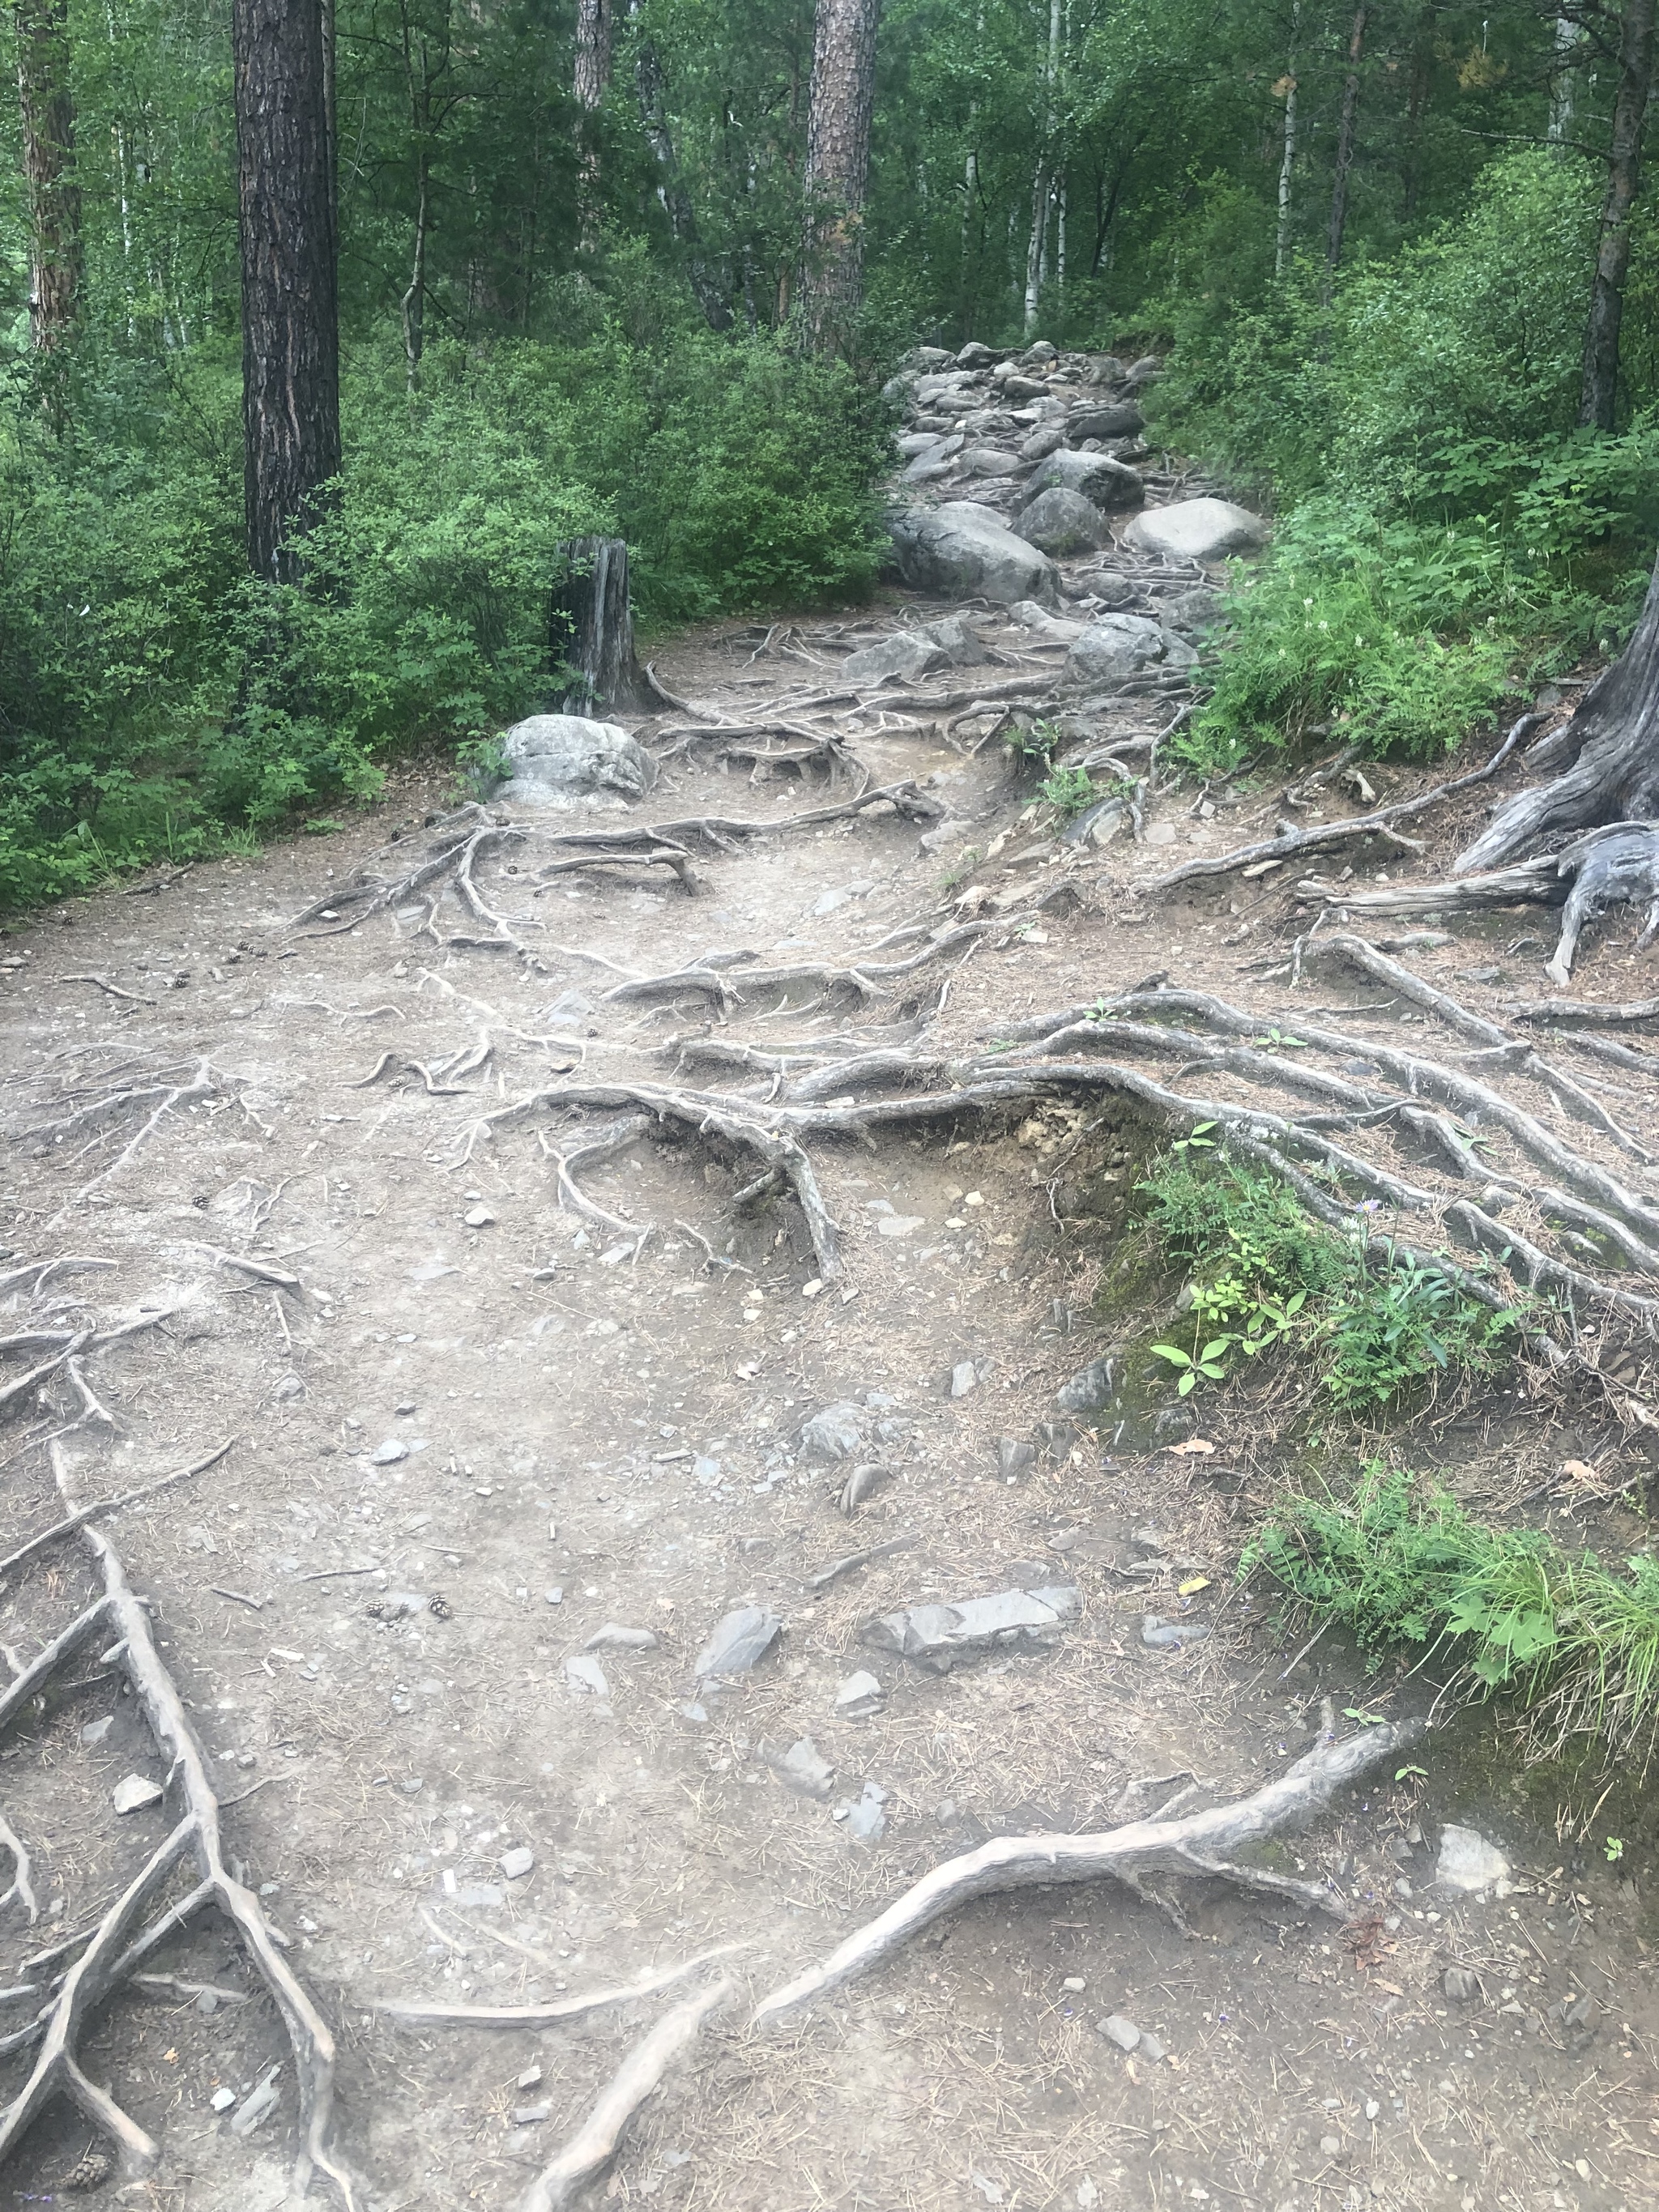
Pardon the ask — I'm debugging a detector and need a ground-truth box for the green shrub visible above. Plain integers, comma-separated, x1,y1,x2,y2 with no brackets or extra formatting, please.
1245,1467,1659,1760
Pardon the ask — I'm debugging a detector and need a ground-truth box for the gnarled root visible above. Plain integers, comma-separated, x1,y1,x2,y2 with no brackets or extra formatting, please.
752,1719,1423,2026
0,1444,357,2206
518,1977,735,2212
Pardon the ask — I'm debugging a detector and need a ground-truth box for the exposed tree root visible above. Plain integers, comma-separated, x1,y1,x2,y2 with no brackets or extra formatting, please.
0,1308,175,1421
600,924,989,1019
0,1438,230,1582
378,1942,742,2027
1145,716,1542,893
752,1719,1424,2026
518,1976,735,2212
539,1113,655,1242
0,1443,356,2206
1297,856,1562,914
1508,993,1659,1025
0,1817,36,1924
29,1060,228,1206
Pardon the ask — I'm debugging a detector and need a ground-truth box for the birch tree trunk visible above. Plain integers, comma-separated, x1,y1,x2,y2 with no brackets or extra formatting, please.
629,0,731,328
798,0,882,354
15,0,82,358
1547,15,1581,144
1273,2,1299,279
1578,0,1654,432
232,0,341,583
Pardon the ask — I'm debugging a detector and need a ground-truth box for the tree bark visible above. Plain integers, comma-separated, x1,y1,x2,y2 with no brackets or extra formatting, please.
232,0,342,585
15,0,82,356
798,0,882,354
1578,0,1654,431
550,538,647,717
1324,2,1367,292
1456,548,1659,872
1273,2,1299,279
1547,13,1581,146
575,0,611,246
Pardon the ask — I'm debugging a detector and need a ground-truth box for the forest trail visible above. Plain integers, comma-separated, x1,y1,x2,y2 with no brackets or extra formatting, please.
2,414,1658,2210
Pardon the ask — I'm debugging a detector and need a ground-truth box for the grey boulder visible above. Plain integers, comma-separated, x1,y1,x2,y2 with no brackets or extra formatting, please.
1063,615,1168,687
497,715,655,807
1068,402,1145,442
1013,487,1112,557
915,611,992,666
800,1402,865,1460
1124,498,1268,562
888,503,1057,606
963,445,1026,478
840,633,946,686
864,1585,1079,1673
1161,584,1228,634
695,1605,783,1679
1024,449,1145,512
1017,424,1068,463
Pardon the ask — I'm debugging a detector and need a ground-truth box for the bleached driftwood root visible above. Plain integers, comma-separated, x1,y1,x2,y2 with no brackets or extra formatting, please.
518,1976,735,2212
0,1444,356,2206
752,1719,1422,2027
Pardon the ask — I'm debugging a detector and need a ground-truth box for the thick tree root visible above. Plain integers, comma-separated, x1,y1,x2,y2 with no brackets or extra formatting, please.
0,1445,356,2206
378,1942,742,2028
28,1060,229,1207
752,1719,1424,2027
518,1977,735,2212
1145,716,1541,893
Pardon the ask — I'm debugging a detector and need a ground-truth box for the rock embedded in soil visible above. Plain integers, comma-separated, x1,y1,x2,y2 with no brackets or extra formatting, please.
768,1736,835,1797
839,633,947,686
840,1779,889,1843
887,502,1058,607
564,1654,610,1696
1435,1824,1511,1894
1063,615,1169,688
800,1403,864,1460
80,1715,113,1746
1123,497,1268,562
584,1623,659,1651
694,1605,783,1678
496,714,658,805
834,1669,885,1718
1054,1356,1113,1415
369,1438,408,1464
112,1773,164,1814
1024,449,1145,512
1012,487,1112,556
498,1846,535,1880
1141,1614,1209,1650
864,1585,1079,1671
1098,2014,1141,2052
1443,1966,1480,2001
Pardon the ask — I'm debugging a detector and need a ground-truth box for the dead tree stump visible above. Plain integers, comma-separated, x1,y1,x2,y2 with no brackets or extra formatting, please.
550,537,649,717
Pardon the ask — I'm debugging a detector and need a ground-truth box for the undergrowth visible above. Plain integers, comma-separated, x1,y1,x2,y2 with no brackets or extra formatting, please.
1244,1467,1659,1764
1138,1148,1523,1413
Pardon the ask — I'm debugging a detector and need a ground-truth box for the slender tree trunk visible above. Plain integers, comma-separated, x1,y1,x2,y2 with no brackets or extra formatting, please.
575,0,611,247
798,0,882,353
1022,159,1046,334
401,153,429,390
1274,4,1299,279
15,0,82,357
104,0,134,338
1579,0,1654,431
629,0,731,328
1400,2,1432,223
232,0,341,584
1021,0,1062,335
1548,14,1581,144
1324,2,1367,293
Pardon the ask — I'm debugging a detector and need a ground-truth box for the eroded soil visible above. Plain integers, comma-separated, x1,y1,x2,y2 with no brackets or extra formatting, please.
2,570,1657,2212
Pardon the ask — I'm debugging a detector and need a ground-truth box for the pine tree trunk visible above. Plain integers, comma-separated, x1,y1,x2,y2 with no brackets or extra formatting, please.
15,0,82,357
232,0,342,584
799,0,882,354
629,1,731,329
1579,0,1653,431
1457,548,1659,872
550,538,647,717
1324,2,1367,291
575,0,611,246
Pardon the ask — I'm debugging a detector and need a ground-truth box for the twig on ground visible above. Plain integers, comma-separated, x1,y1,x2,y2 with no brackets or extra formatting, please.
0,1438,232,1583
378,1943,744,2028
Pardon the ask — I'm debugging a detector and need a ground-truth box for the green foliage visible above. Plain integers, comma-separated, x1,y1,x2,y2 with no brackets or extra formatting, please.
1134,1150,1521,1412
1038,765,1097,818
1244,1468,1659,1759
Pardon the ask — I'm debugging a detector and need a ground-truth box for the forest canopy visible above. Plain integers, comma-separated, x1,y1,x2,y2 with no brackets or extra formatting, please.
2,0,1657,901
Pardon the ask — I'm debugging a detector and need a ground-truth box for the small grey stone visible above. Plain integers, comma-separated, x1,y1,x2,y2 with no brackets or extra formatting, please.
463,1204,494,1228
1320,2134,1341,2157
694,1605,783,1678
834,1669,885,1717
229,2065,282,2136
1141,1614,1209,1650
996,1438,1036,1478
1435,1824,1510,1893
400,1777,423,1796
1098,2014,1140,2052
770,1736,835,1797
498,1846,535,1881
800,1403,864,1460
564,1654,610,1696
80,1715,114,1746
584,1623,659,1652
1138,2031,1166,2062
211,2086,237,2113
1442,1966,1480,2001
1055,1357,1113,1415
544,1588,564,1606
369,1438,408,1465
950,1361,979,1399
513,2103,553,2125
842,1780,889,1843
864,1586,1078,1672
112,1773,164,1815
272,1373,305,1402
454,1882,504,1908
518,2065,543,2090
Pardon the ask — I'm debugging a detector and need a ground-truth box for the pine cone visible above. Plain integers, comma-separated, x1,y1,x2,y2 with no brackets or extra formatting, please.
63,2145,113,2192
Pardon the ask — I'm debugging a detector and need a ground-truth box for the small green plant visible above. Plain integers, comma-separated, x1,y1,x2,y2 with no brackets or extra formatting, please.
1606,1836,1625,1862
1037,765,1098,817
1149,1338,1231,1396
1004,717,1062,764
1243,1465,1659,1761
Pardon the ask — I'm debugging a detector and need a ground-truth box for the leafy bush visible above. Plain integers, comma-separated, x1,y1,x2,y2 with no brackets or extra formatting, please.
1245,1467,1659,1760
1136,1149,1522,1411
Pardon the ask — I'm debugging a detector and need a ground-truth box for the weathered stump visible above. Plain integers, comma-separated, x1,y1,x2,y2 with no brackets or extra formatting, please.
550,536,649,716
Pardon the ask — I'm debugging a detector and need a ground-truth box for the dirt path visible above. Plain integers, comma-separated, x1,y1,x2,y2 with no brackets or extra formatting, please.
1,562,1657,2212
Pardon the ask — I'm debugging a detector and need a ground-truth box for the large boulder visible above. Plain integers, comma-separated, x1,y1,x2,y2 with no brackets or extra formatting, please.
497,715,655,807
915,612,993,665
1018,423,1068,463
1063,615,1168,688
888,503,1058,606
962,445,1026,478
1124,497,1268,562
1068,402,1145,442
1024,448,1145,512
840,633,947,685
1013,486,1112,556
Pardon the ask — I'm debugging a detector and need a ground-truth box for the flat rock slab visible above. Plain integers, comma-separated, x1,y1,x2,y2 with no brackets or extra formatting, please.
863,1585,1079,1672
695,1605,783,1677
1123,497,1269,563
